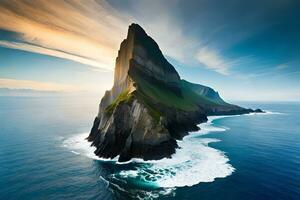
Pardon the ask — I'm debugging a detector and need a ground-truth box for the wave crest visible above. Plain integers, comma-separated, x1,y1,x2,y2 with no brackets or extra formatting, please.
62,115,234,188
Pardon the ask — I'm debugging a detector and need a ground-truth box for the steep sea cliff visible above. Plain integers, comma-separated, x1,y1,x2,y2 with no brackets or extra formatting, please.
88,24,261,162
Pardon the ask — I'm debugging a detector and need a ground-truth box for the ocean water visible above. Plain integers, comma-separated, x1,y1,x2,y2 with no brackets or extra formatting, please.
0,96,299,200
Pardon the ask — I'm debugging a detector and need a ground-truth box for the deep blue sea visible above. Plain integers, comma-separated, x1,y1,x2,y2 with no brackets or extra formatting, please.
0,96,299,200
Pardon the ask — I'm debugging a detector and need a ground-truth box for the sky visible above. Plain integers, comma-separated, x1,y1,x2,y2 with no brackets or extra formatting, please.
0,0,299,101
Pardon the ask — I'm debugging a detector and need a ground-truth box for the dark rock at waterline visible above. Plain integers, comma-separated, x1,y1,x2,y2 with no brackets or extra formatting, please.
88,23,260,162
254,108,264,113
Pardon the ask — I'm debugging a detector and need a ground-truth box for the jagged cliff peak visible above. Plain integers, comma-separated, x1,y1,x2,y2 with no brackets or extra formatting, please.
127,23,147,39
114,23,180,88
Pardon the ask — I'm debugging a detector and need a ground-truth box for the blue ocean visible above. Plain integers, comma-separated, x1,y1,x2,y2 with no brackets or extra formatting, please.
1,96,299,200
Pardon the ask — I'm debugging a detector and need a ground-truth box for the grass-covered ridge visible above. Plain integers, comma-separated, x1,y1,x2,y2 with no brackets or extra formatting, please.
104,69,229,122
105,89,133,115
131,70,222,112
180,80,227,105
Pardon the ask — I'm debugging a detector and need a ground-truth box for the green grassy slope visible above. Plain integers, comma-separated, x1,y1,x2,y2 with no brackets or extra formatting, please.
180,80,227,105
133,72,223,112
105,89,133,115
104,71,236,121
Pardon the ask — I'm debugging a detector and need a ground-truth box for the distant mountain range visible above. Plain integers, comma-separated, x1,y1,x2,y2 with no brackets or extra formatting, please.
88,24,262,162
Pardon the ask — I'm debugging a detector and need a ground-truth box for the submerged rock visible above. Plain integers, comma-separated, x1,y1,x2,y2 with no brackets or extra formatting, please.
88,23,259,162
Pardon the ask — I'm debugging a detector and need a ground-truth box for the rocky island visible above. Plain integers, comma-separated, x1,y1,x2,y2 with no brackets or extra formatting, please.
88,23,262,162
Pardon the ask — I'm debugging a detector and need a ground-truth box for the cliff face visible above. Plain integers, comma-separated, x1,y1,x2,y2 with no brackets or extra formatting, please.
88,23,258,162
97,24,181,118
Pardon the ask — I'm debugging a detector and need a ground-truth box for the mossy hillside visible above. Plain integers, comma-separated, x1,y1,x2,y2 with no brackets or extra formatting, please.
104,77,233,123
180,80,227,105
132,72,221,112
105,89,133,115
179,81,227,106
104,87,162,123
135,90,162,123
104,72,227,123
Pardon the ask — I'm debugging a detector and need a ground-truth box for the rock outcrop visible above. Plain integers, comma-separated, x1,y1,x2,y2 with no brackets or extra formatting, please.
88,23,261,162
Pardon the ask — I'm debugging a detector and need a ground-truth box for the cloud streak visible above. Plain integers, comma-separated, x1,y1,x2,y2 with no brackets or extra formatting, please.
196,46,260,76
0,78,83,92
0,0,240,76
0,0,132,70
196,47,230,75
0,40,109,69
0,0,296,80
0,0,204,72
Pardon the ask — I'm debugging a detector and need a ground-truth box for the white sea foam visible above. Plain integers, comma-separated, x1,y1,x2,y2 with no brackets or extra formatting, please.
261,110,286,115
62,111,278,189
117,125,233,188
62,133,119,161
70,150,80,155
62,116,233,188
114,115,236,188
135,188,176,200
196,116,230,135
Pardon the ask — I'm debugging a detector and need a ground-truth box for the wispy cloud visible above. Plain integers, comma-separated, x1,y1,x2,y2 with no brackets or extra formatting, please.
0,0,296,81
0,78,83,92
0,0,202,69
0,40,109,69
196,47,231,75
196,46,260,76
0,0,132,70
0,0,239,75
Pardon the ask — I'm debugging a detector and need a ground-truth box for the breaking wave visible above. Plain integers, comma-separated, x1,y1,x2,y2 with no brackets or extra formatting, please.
63,116,234,189
62,133,119,162
113,116,233,188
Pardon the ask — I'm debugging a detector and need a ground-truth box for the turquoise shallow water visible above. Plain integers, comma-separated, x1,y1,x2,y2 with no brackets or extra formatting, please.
0,96,299,200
